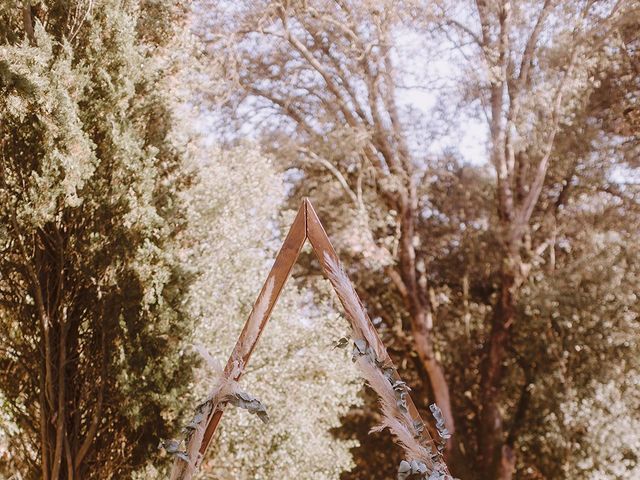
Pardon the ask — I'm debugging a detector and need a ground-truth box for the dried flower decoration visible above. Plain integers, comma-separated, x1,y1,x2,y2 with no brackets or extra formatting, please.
165,349,269,480
324,253,452,478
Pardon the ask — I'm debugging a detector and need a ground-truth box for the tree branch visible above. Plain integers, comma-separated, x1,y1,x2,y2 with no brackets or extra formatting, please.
74,324,105,471
22,1,36,45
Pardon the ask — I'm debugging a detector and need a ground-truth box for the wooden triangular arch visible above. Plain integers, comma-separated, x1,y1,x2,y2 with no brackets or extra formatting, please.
172,199,452,479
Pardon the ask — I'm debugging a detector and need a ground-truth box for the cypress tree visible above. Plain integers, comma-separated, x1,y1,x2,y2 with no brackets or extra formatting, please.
0,2,195,478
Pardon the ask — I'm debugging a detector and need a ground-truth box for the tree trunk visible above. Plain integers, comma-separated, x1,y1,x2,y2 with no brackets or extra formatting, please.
478,264,516,479
22,2,36,45
397,193,455,436
410,309,455,435
497,444,516,480
29,226,76,480
39,360,51,480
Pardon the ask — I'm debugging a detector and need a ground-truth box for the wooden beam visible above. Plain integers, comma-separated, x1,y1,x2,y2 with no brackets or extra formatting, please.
197,201,307,456
305,199,436,444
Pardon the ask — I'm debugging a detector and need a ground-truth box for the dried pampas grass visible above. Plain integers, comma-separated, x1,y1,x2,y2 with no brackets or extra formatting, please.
356,356,435,467
323,253,385,360
170,274,276,480
170,351,246,480
323,253,439,469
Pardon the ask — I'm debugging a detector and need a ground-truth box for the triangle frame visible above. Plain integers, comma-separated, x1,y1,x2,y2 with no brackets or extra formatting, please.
176,199,451,478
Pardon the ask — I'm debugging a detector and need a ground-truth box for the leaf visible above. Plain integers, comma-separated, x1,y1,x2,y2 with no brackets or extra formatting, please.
398,459,429,479
412,419,425,439
430,403,451,441
392,379,410,392
383,368,395,382
175,451,190,462
228,390,269,423
352,338,368,362
184,410,207,431
428,468,453,480
410,460,427,474
159,438,189,463
397,460,411,480
397,396,408,413
332,337,350,349
159,439,181,454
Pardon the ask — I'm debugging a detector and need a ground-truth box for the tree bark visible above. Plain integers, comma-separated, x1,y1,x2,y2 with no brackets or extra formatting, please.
478,262,516,480
39,361,51,480
22,2,36,45
397,191,455,437
411,310,454,435
51,322,67,480
496,444,516,480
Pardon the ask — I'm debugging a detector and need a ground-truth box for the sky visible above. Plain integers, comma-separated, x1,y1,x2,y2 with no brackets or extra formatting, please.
393,27,490,166
188,2,491,168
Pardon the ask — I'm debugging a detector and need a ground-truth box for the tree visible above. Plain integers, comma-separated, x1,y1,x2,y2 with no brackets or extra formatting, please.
421,154,640,478
172,143,362,479
435,1,636,477
200,0,456,450
202,0,640,479
0,1,196,478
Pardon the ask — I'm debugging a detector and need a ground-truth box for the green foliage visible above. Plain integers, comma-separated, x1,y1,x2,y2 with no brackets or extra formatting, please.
1,1,638,479
175,143,362,479
0,1,196,478
168,137,360,479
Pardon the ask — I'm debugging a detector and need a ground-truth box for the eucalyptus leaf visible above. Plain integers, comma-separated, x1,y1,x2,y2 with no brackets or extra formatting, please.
175,452,190,462
332,337,350,349
398,459,430,479
352,338,368,362
392,379,409,392
159,438,181,454
413,419,425,435
383,368,395,383
430,403,451,443
159,438,189,462
228,390,269,423
184,410,207,432
397,460,411,480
